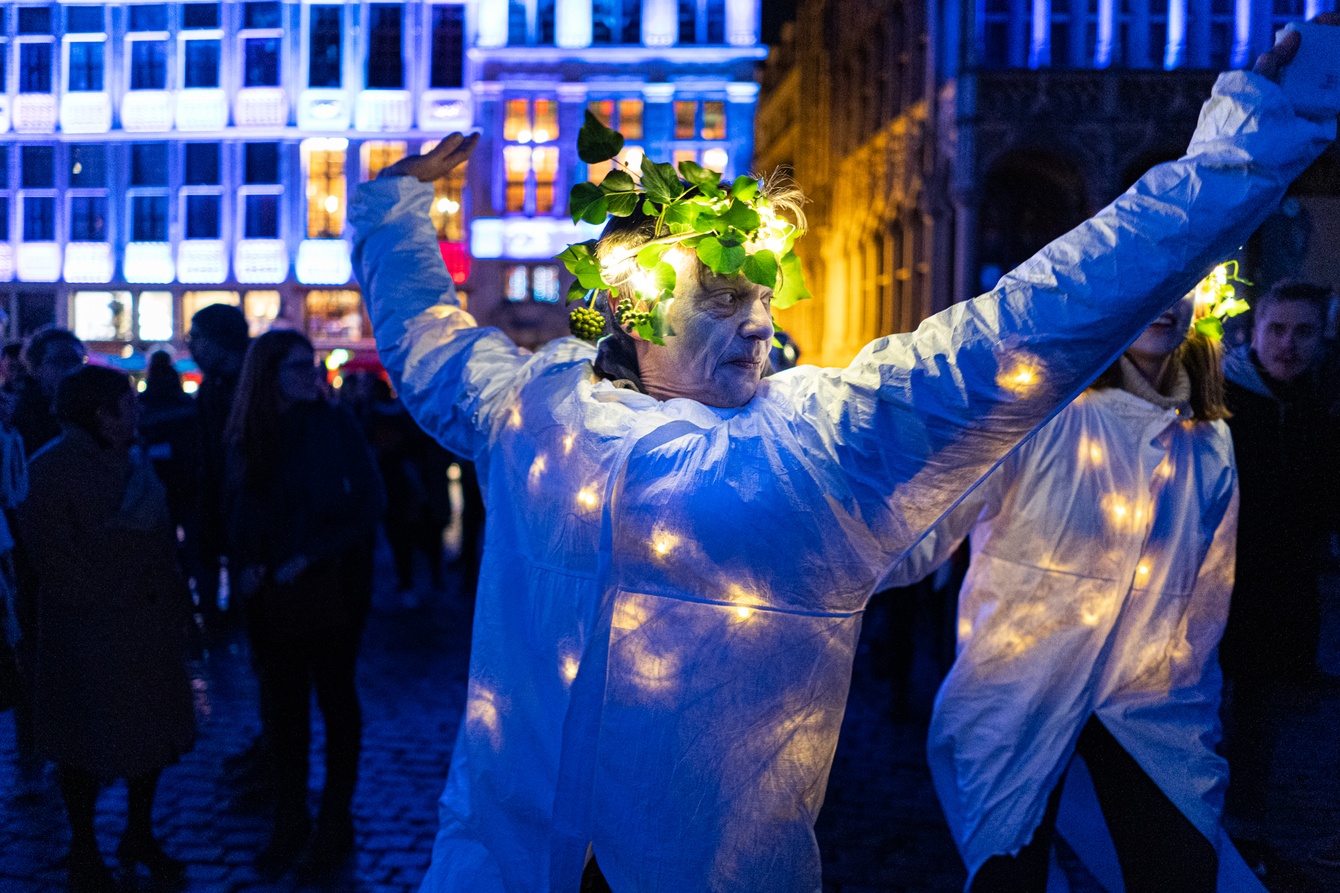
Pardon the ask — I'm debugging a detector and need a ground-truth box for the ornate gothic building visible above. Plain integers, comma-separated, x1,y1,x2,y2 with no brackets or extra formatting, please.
756,0,1340,366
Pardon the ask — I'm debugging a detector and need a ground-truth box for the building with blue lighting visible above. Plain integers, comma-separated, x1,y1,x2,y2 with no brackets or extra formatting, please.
0,0,764,358
756,0,1340,366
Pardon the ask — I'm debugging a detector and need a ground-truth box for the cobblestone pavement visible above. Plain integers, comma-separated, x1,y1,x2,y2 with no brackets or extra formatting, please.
2,556,1338,892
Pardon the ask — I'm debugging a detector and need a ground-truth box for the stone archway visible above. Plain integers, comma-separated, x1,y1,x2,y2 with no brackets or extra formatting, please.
977,148,1089,292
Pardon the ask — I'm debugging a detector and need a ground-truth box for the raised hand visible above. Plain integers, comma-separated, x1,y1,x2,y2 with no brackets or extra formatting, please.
378,132,480,184
1254,12,1340,82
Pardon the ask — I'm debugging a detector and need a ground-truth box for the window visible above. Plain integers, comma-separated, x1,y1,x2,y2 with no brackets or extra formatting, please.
0,198,8,242
506,0,557,45
0,14,7,93
69,145,108,242
183,4,221,29
678,0,726,44
1208,0,1234,69
1148,0,1170,68
67,41,105,91
130,40,168,90
982,0,1012,67
184,143,222,240
130,143,169,242
361,141,406,180
183,39,221,88
242,143,283,240
504,265,562,303
242,2,283,87
72,291,131,341
137,291,174,341
585,99,644,183
19,43,53,94
423,141,467,241
245,291,281,335
306,289,367,341
18,7,52,34
308,5,343,89
430,5,465,89
593,0,642,44
128,5,168,31
66,7,105,33
303,139,347,239
502,99,559,215
367,4,405,89
23,197,56,241
126,4,169,91
22,146,54,189
0,146,8,242
244,143,281,184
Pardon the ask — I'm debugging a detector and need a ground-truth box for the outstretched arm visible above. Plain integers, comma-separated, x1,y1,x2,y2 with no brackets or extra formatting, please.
351,135,533,459
783,25,1337,576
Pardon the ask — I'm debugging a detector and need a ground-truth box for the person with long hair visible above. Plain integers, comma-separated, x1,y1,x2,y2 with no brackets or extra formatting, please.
887,295,1252,891
224,330,384,876
17,366,194,893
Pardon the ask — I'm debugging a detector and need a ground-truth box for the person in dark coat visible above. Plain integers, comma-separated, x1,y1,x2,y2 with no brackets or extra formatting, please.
139,351,201,535
187,304,249,630
17,366,195,893
1219,280,1340,858
225,330,385,876
7,327,87,799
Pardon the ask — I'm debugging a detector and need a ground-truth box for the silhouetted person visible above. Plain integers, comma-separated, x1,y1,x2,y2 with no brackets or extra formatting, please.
1219,280,1340,862
139,351,201,538
225,331,384,876
17,366,194,893
188,304,249,630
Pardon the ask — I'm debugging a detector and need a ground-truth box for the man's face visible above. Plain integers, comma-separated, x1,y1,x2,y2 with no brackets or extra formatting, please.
640,265,774,408
1252,300,1325,383
189,330,243,377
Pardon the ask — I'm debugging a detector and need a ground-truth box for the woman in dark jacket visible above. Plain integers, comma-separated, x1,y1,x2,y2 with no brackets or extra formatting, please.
17,366,194,893
225,330,384,875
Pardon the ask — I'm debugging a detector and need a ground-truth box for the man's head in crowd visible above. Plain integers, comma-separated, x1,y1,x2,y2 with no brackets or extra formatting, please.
1251,280,1332,384
56,365,137,449
0,342,24,387
189,304,250,378
24,328,87,399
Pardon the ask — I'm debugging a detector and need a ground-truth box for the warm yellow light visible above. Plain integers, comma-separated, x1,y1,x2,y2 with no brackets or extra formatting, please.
734,606,753,620
137,379,147,393
576,487,599,509
997,355,1044,397
562,433,575,454
325,348,351,370
183,380,199,395
436,197,460,215
1137,563,1150,577
561,656,579,683
508,405,523,428
324,195,339,213
957,617,972,639
532,128,550,143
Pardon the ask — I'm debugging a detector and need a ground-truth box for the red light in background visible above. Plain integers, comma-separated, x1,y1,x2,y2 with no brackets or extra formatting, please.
439,242,471,284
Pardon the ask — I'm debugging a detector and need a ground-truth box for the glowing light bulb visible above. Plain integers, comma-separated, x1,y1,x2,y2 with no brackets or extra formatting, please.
562,656,579,683
734,606,753,619
1137,563,1150,577
436,197,460,215
324,195,339,213
562,433,575,454
324,348,350,370
577,487,598,509
517,128,532,144
997,355,1044,397
532,128,550,143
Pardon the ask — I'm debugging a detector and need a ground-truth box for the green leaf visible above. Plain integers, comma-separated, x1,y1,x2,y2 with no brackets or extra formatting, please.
566,281,589,305
650,298,675,343
742,250,779,290
773,251,813,309
663,201,702,228
640,160,686,205
555,240,598,272
696,236,746,275
569,182,608,225
633,317,659,345
577,110,625,164
637,242,670,269
606,192,640,217
719,199,761,235
730,176,760,202
599,169,637,194
649,261,677,294
1194,316,1225,340
642,200,658,217
678,160,722,193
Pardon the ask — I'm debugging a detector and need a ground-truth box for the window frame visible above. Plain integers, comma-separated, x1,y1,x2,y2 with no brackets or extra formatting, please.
427,2,466,89
63,30,107,93
16,34,56,95
503,263,563,303
305,3,345,89
18,144,57,243
501,97,560,216
365,2,407,90
302,138,347,239
239,1,284,88
181,142,224,241
180,12,223,90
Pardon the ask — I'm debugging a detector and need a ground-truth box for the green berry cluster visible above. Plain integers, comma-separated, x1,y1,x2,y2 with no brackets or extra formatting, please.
569,306,605,341
614,298,650,330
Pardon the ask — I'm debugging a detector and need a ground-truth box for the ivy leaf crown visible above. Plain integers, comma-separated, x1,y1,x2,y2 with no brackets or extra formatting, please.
1190,261,1252,341
557,110,811,345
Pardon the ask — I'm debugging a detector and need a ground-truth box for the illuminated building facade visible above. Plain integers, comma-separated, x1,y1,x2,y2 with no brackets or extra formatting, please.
463,0,764,348
0,0,765,355
757,0,1340,367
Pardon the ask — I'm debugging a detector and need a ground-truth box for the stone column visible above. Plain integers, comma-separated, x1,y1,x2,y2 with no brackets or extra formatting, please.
556,83,590,217
557,0,593,48
726,0,760,46
726,82,758,179
641,82,676,168
477,0,509,48
473,81,504,217
643,0,678,47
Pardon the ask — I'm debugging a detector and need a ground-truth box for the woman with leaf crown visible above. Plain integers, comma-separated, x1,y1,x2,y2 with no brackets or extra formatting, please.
349,24,1338,892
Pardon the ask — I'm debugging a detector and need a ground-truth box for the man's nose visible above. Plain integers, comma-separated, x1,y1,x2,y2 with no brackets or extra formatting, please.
740,296,773,341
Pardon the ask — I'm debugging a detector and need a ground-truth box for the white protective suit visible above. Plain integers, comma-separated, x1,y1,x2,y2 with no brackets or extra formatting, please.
886,378,1257,889
349,72,1334,893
